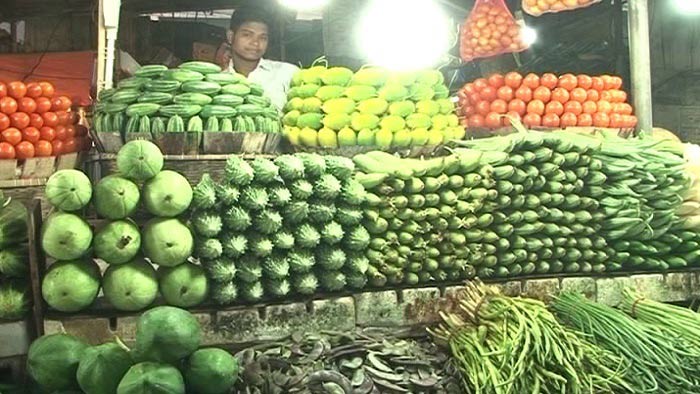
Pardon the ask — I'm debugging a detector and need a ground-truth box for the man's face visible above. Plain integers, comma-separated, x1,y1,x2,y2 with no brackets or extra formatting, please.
228,21,269,62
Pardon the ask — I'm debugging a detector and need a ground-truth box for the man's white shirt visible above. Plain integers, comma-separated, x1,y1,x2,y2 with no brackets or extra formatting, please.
227,58,299,112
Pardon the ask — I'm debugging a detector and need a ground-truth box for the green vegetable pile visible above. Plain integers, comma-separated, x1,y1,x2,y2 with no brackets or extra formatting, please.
189,152,369,304
26,306,239,394
93,61,281,137
0,192,30,321
282,64,463,149
431,281,632,393
40,140,208,313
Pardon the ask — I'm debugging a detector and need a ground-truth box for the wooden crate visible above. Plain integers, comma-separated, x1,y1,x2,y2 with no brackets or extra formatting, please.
0,153,83,181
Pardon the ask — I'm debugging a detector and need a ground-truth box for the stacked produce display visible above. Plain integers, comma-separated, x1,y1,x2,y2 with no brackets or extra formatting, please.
457,72,638,129
459,0,530,62
188,153,370,304
0,193,30,320
26,306,239,394
0,80,89,159
40,140,207,312
282,65,464,150
93,61,281,137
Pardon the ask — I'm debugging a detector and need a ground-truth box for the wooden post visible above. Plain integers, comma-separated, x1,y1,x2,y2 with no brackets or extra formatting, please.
96,0,106,96
628,0,653,135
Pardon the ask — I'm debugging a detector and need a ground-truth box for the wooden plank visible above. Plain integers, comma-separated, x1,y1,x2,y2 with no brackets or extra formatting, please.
0,160,18,181
55,153,80,171
27,199,46,337
20,157,56,179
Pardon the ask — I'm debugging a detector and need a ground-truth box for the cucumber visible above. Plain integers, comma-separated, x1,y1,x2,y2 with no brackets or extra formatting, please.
212,94,245,107
244,116,256,132
138,92,173,104
159,104,202,117
205,72,244,84
93,113,103,133
179,61,222,74
254,116,266,132
167,115,185,132
220,118,233,132
234,116,247,132
249,83,264,96
139,115,151,134
173,93,213,106
125,115,140,133
98,88,117,101
221,84,251,96
200,105,237,118
181,81,222,95
112,112,125,133
263,107,279,119
237,104,265,116
110,90,140,104
117,77,149,90
126,103,161,117
103,103,128,114
145,80,181,93
187,116,203,132
205,116,219,132
151,117,166,134
245,95,270,107
135,64,168,78
163,69,205,82
101,113,112,133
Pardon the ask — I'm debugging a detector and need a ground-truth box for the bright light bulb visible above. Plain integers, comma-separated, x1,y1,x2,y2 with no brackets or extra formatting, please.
521,26,537,45
673,0,700,14
356,0,452,71
278,0,329,11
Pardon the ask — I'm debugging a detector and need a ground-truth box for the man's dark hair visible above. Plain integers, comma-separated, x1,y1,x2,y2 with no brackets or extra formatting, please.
229,6,274,32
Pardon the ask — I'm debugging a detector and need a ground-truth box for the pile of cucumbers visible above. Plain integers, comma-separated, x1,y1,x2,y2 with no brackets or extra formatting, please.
93,61,281,135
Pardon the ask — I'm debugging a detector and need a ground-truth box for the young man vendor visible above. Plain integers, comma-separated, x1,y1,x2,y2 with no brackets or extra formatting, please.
220,6,299,112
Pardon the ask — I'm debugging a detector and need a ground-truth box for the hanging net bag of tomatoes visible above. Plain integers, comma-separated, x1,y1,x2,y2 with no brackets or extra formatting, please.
460,0,530,62
522,0,602,17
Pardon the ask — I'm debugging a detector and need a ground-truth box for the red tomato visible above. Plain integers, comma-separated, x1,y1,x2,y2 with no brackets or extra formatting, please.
490,99,508,114
473,78,488,91
39,82,55,98
570,88,587,103
34,140,52,157
15,141,35,159
43,112,59,127
619,103,633,115
480,86,497,101
462,105,475,116
488,74,505,88
35,97,52,114
62,138,77,153
586,89,600,102
540,73,558,89
65,125,77,138
74,125,88,137
50,139,64,156
25,83,42,98
609,113,623,128
0,142,15,159
56,111,71,126
558,74,577,91
527,99,545,116
577,113,593,126
468,93,481,105
523,73,540,89
1,127,22,145
545,101,564,116
51,96,72,111
0,113,9,131
0,97,18,115
599,90,613,102
40,126,56,141
22,127,40,143
504,72,523,89
508,99,527,115
497,86,514,101
0,83,6,98
624,115,638,128
551,88,570,104
582,101,598,114
7,82,27,99
542,113,561,128
533,86,551,103
610,76,623,90
523,113,542,127
561,113,578,127
17,97,36,114
593,112,610,127
475,101,491,116
563,101,582,116
591,76,605,91
54,125,68,141
504,111,522,126
613,90,627,103
462,83,476,96
601,75,616,90
597,100,613,114
468,114,485,128
514,86,532,102
577,75,593,90
29,113,44,129
9,112,30,129
485,112,502,128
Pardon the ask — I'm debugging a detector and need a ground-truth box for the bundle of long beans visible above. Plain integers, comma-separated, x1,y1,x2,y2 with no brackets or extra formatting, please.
621,288,700,349
430,281,631,394
553,291,700,393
